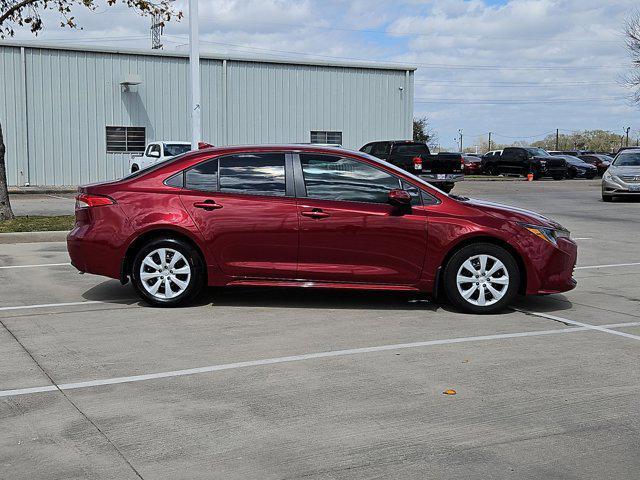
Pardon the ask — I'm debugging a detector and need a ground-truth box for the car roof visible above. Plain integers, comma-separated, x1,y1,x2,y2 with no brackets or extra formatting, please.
196,144,360,156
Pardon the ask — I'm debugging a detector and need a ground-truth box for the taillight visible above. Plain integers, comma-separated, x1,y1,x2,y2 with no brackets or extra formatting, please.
413,156,422,171
75,193,115,209
460,156,465,168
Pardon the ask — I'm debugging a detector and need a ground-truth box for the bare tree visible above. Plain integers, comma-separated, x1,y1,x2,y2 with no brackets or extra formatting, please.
0,0,181,220
625,11,640,104
413,116,439,148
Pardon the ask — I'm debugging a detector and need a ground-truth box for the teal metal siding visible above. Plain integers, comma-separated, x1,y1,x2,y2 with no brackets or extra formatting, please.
0,44,413,186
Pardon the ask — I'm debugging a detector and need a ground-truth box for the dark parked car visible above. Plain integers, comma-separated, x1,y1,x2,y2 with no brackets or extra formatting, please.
360,141,463,193
481,147,567,179
554,155,597,179
462,154,483,175
578,154,611,176
67,145,577,314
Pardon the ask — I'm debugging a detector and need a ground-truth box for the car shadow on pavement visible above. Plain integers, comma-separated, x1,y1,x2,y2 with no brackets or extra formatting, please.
194,287,441,311
514,293,574,314
81,280,141,306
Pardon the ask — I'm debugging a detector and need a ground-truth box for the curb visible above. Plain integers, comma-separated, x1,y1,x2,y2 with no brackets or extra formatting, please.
0,230,69,244
9,187,77,195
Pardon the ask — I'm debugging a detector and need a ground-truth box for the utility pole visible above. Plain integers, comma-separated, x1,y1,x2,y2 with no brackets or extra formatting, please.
458,129,463,152
151,12,164,49
555,129,559,151
626,126,631,147
488,132,492,152
189,0,201,150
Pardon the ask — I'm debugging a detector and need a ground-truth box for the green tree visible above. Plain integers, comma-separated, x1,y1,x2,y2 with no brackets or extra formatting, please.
0,0,180,220
413,116,438,148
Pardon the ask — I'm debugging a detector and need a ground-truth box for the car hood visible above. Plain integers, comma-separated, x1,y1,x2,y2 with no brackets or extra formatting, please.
455,197,565,229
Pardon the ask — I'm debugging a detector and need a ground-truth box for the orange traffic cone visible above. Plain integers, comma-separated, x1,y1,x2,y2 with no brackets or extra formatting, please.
527,173,534,181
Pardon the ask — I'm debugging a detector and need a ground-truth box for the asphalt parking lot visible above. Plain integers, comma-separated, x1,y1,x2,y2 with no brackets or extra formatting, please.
1,179,639,479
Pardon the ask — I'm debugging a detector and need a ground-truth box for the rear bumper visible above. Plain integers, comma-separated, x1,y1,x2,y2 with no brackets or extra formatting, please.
419,173,464,183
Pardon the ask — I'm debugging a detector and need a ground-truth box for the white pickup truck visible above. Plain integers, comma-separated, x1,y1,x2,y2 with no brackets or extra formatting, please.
129,141,192,173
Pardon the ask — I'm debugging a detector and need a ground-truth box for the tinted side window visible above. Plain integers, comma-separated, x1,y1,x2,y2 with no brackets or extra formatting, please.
300,154,401,204
219,153,286,196
371,143,390,158
361,144,373,154
185,157,219,192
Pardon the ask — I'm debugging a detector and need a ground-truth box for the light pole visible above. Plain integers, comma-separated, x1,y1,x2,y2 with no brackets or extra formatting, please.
626,126,631,147
189,0,201,150
458,129,463,152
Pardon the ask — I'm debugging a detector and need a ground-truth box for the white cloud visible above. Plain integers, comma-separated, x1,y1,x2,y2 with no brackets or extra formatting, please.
4,0,638,149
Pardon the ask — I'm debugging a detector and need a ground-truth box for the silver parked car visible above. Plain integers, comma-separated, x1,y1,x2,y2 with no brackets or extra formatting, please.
602,148,640,201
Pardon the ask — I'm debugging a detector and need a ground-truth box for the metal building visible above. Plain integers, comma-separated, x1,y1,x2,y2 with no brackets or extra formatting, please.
0,42,415,187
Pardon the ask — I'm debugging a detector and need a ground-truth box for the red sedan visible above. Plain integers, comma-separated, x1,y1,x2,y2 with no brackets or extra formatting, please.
68,145,577,314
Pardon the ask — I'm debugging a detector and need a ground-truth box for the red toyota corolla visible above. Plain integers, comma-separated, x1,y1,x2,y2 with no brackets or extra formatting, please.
68,145,577,314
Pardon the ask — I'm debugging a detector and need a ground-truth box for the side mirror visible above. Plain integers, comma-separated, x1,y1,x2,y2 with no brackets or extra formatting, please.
149,150,161,158
388,189,411,207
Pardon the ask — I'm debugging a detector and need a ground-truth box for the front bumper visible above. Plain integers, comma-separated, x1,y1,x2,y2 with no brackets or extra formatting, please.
602,175,640,195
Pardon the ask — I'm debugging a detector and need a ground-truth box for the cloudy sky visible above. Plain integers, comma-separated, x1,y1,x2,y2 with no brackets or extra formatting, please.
7,0,639,150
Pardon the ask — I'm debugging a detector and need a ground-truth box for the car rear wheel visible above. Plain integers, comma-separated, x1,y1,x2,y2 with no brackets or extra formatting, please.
443,243,520,314
602,194,613,202
131,237,205,307
552,174,565,180
131,164,139,173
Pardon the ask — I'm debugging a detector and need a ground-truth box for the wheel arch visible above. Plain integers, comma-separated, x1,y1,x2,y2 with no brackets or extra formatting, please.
437,235,528,296
120,227,207,284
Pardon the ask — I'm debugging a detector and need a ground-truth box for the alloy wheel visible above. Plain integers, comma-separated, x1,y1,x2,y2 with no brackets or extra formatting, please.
455,254,509,307
139,248,192,300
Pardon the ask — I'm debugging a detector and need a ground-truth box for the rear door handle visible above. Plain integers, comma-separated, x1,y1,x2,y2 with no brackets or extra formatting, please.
301,209,330,219
193,200,223,211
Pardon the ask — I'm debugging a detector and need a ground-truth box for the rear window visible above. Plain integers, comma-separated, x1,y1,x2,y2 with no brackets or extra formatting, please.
164,144,191,157
392,144,430,156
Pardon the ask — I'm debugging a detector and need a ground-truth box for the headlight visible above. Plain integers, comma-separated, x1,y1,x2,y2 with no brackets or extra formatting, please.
519,223,570,245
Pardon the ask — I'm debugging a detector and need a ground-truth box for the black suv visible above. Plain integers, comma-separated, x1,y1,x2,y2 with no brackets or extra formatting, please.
482,147,567,179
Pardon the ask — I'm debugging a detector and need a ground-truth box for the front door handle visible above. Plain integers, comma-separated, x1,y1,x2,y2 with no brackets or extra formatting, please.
194,200,223,211
301,208,330,219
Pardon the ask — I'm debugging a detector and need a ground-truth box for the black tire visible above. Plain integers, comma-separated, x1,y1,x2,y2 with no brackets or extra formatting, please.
485,166,497,176
131,164,140,173
443,243,520,314
131,237,205,307
552,174,565,180
440,184,454,194
602,194,613,202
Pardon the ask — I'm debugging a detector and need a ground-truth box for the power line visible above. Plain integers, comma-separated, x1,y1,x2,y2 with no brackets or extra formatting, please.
163,35,621,71
195,14,623,45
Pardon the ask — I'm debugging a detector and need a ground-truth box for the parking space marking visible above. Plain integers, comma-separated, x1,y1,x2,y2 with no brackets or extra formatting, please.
575,262,640,270
0,301,104,312
2,320,640,399
573,237,591,240
515,309,640,341
0,262,71,270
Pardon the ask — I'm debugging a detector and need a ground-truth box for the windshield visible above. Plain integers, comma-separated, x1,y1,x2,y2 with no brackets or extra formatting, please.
393,144,430,156
525,148,550,157
164,144,192,157
613,152,640,166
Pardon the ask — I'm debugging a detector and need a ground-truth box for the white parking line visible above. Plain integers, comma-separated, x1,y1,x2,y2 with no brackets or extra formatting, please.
575,262,640,270
0,262,71,270
573,237,591,240
514,309,640,341
0,301,104,312
2,320,640,399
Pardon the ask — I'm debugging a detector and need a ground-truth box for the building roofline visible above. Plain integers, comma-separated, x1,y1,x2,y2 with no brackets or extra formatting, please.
0,40,417,71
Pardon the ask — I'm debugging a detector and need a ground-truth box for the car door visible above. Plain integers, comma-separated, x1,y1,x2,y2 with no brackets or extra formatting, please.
180,152,299,279
294,153,429,285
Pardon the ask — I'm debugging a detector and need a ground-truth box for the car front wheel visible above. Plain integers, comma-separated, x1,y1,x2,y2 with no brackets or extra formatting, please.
443,243,520,314
131,237,205,307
